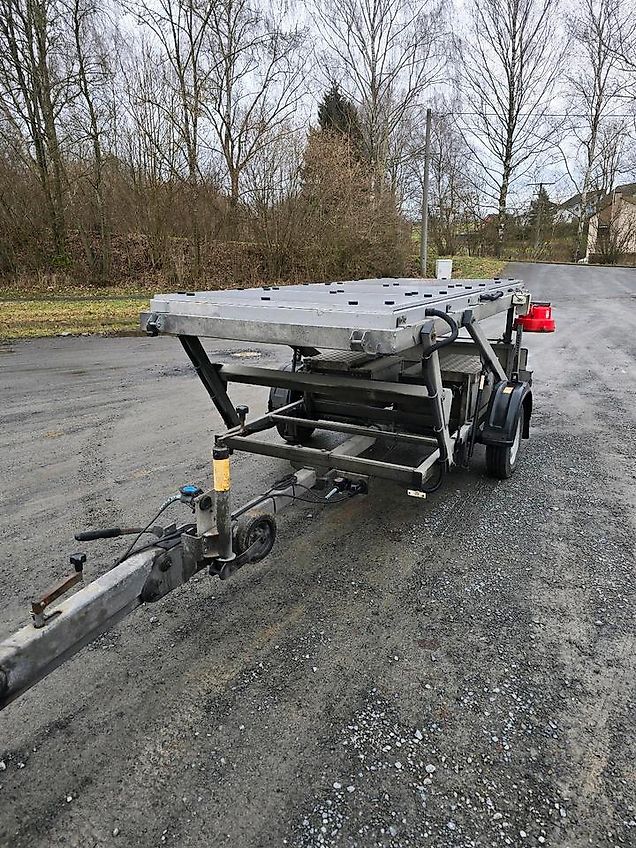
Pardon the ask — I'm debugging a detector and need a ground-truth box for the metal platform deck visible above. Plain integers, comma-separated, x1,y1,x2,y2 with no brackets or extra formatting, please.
142,277,527,354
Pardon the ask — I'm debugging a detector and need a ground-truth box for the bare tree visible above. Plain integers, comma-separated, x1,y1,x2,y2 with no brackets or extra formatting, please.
594,119,631,193
130,0,216,274
121,40,180,181
607,0,636,73
561,0,628,259
427,111,478,256
65,0,118,278
607,0,636,176
119,38,187,267
400,102,478,254
243,125,304,278
311,0,445,193
0,0,70,259
455,0,564,254
205,0,306,230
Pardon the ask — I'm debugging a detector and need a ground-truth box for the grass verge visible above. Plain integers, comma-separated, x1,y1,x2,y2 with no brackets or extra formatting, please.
0,297,147,341
447,256,506,279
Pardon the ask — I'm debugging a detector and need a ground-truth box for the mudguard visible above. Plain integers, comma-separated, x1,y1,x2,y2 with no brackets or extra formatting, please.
480,380,532,447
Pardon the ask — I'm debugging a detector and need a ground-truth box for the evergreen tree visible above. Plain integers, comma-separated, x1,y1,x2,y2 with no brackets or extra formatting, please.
528,185,555,245
317,82,365,159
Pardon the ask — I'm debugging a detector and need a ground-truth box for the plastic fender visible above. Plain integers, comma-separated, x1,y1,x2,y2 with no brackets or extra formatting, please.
480,380,532,447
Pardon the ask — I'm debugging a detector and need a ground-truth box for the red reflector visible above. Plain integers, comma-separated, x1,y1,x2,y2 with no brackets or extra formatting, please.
514,302,555,333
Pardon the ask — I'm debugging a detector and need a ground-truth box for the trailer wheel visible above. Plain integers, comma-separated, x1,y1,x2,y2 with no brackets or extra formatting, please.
268,363,315,444
234,512,277,562
485,409,524,480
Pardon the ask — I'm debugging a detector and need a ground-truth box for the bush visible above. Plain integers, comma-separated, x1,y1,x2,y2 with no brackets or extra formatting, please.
0,131,412,290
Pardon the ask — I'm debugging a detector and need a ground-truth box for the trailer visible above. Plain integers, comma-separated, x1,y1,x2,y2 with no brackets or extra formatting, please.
0,277,555,710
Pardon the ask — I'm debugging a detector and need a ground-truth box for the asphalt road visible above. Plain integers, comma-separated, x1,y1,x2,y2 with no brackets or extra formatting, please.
0,263,635,848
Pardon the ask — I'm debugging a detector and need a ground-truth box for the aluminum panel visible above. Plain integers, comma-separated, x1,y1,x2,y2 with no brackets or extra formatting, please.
143,277,526,353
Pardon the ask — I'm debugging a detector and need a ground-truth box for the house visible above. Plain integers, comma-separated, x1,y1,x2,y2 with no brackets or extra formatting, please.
587,187,636,262
557,182,636,223
556,190,603,222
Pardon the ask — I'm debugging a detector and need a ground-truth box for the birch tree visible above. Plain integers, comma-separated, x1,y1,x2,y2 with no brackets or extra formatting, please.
130,0,216,274
606,0,636,177
205,0,305,230
563,0,627,259
66,0,118,277
456,0,564,253
120,39,185,267
311,0,445,193
0,0,69,260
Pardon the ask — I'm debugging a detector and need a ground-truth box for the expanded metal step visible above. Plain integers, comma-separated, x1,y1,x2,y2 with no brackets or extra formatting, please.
305,350,404,380
304,351,375,371
439,350,482,375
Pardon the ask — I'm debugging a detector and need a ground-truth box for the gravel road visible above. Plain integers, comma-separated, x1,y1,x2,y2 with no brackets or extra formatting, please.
0,262,635,848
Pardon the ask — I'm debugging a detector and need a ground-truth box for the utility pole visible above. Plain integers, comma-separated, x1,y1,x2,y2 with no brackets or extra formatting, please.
534,182,543,250
419,107,432,277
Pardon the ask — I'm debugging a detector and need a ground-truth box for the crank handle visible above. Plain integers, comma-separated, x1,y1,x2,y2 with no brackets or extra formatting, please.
31,553,86,628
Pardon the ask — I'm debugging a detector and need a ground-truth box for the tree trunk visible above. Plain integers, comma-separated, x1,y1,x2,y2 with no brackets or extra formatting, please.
32,0,67,261
574,128,598,262
227,169,240,237
496,169,510,258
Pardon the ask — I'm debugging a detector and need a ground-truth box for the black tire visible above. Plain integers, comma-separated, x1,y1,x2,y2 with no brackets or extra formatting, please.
234,512,277,562
485,409,524,480
268,363,315,444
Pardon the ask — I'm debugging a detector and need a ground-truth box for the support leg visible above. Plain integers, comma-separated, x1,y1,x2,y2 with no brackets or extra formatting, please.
180,336,240,428
213,445,234,562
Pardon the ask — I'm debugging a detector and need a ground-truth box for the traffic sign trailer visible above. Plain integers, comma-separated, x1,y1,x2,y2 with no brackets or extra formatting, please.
0,277,549,710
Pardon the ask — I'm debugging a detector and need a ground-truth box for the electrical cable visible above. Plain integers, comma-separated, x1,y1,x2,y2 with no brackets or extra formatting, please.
268,490,352,508
114,495,181,565
119,524,195,560
232,472,355,519
422,308,460,355
418,460,445,494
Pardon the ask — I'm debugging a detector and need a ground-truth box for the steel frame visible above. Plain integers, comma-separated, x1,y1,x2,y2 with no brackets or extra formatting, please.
145,279,532,495
175,305,523,493
170,314,513,491
0,280,537,713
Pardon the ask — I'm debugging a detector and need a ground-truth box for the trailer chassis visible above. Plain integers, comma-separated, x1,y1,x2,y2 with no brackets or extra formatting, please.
0,280,544,711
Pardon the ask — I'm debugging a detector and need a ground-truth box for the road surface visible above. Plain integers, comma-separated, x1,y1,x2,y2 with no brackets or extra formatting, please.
0,263,635,847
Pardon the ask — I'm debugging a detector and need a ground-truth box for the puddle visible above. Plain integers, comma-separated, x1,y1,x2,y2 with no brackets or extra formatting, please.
229,350,261,359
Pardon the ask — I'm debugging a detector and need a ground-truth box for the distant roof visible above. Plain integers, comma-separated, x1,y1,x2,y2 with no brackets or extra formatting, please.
614,182,636,197
559,189,603,209
560,183,636,210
